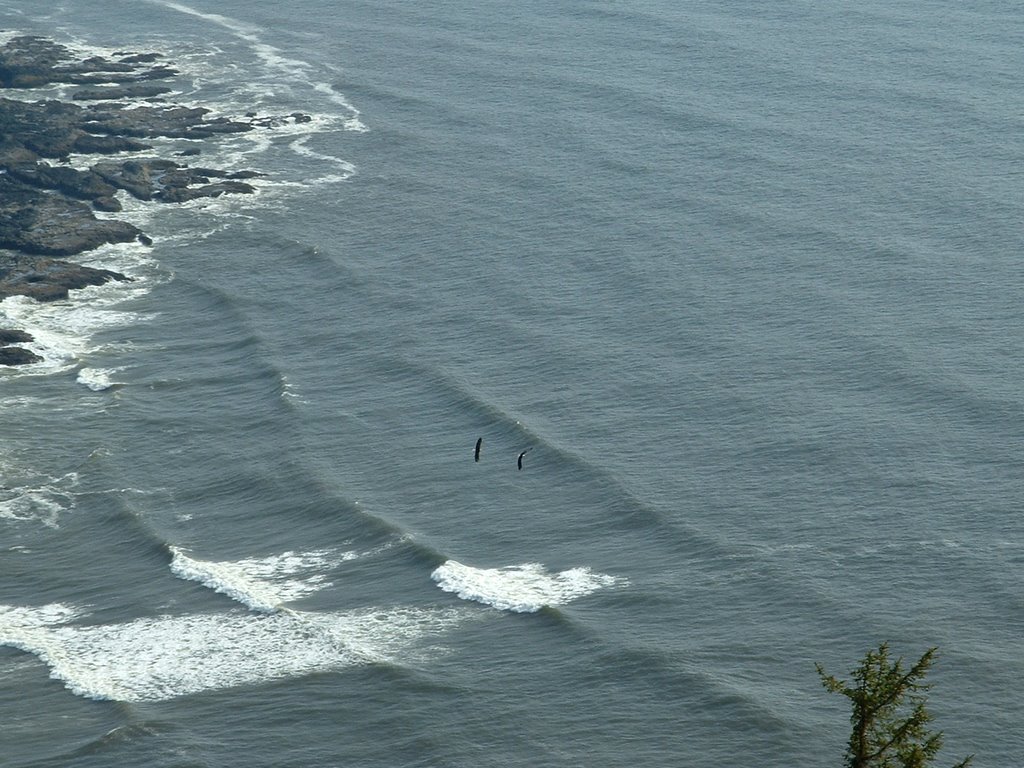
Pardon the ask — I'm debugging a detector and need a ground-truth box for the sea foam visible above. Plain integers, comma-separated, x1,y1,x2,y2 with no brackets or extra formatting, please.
0,544,468,702
152,0,366,133
76,367,124,391
0,601,462,702
431,560,625,613
169,546,358,612
0,243,156,375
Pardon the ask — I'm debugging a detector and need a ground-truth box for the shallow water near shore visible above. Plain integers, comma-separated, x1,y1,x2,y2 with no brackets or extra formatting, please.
0,1,1021,766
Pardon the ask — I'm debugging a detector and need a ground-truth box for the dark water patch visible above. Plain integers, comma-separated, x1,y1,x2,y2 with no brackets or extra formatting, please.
347,658,470,697
0,689,130,768
45,720,182,763
0,488,179,614
590,642,795,734
389,533,449,571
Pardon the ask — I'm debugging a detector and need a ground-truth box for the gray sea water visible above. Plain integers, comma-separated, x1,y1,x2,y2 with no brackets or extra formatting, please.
0,1,1020,766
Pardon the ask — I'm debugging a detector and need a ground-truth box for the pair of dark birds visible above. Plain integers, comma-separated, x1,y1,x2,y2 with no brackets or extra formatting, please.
474,437,530,470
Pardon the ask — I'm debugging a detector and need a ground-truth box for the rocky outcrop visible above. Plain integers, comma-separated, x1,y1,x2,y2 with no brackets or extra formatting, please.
0,35,176,88
0,328,40,365
0,173,144,256
0,250,131,301
91,158,261,203
0,345,42,365
0,34,311,361
72,83,174,101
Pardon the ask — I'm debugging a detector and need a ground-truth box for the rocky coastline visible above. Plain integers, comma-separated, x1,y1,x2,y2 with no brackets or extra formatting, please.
0,34,306,365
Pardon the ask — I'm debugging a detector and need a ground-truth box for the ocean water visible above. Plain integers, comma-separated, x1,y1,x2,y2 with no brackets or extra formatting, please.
0,1,1020,766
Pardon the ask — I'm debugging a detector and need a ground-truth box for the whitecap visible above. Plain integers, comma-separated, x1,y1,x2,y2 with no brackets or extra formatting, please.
11,17,361,232
288,133,357,183
0,246,156,374
76,367,124,391
0,601,463,702
280,374,308,403
431,560,625,613
148,0,262,38
0,486,73,528
0,603,81,628
169,547,358,612
149,0,366,134
312,82,368,133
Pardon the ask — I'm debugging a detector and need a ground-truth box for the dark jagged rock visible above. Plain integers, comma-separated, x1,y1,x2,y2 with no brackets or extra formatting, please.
0,174,142,255
91,157,264,202
0,35,176,89
93,196,122,212
0,345,42,365
92,158,169,200
0,96,150,159
0,95,255,160
82,103,253,140
72,133,151,155
72,83,173,101
0,34,300,364
115,53,162,65
6,162,119,204
0,36,273,260
0,328,33,344
159,179,257,203
0,251,131,302
0,328,40,366
0,139,39,166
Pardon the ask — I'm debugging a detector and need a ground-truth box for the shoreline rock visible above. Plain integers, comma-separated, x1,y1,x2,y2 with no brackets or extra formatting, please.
0,328,40,366
0,34,312,365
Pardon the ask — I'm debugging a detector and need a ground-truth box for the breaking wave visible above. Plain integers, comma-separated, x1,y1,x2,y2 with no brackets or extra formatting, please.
0,601,462,702
168,546,358,612
431,560,625,613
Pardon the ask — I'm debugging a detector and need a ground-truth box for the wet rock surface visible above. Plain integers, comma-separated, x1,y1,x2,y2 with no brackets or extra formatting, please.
0,35,310,364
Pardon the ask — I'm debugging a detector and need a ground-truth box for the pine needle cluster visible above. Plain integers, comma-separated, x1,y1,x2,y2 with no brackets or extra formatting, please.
817,643,973,768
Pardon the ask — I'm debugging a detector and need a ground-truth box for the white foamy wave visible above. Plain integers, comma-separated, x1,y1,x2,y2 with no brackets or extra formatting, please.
71,238,161,280
76,367,124,391
0,246,156,373
150,0,366,132
0,601,463,702
173,112,358,192
15,12,362,233
280,374,308,403
169,547,358,612
312,82,368,133
431,560,625,613
149,0,261,38
0,448,87,526
289,134,357,183
0,603,81,628
0,486,73,528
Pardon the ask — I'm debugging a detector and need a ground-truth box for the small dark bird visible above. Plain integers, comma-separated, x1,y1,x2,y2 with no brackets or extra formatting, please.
517,449,531,471
474,437,483,462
